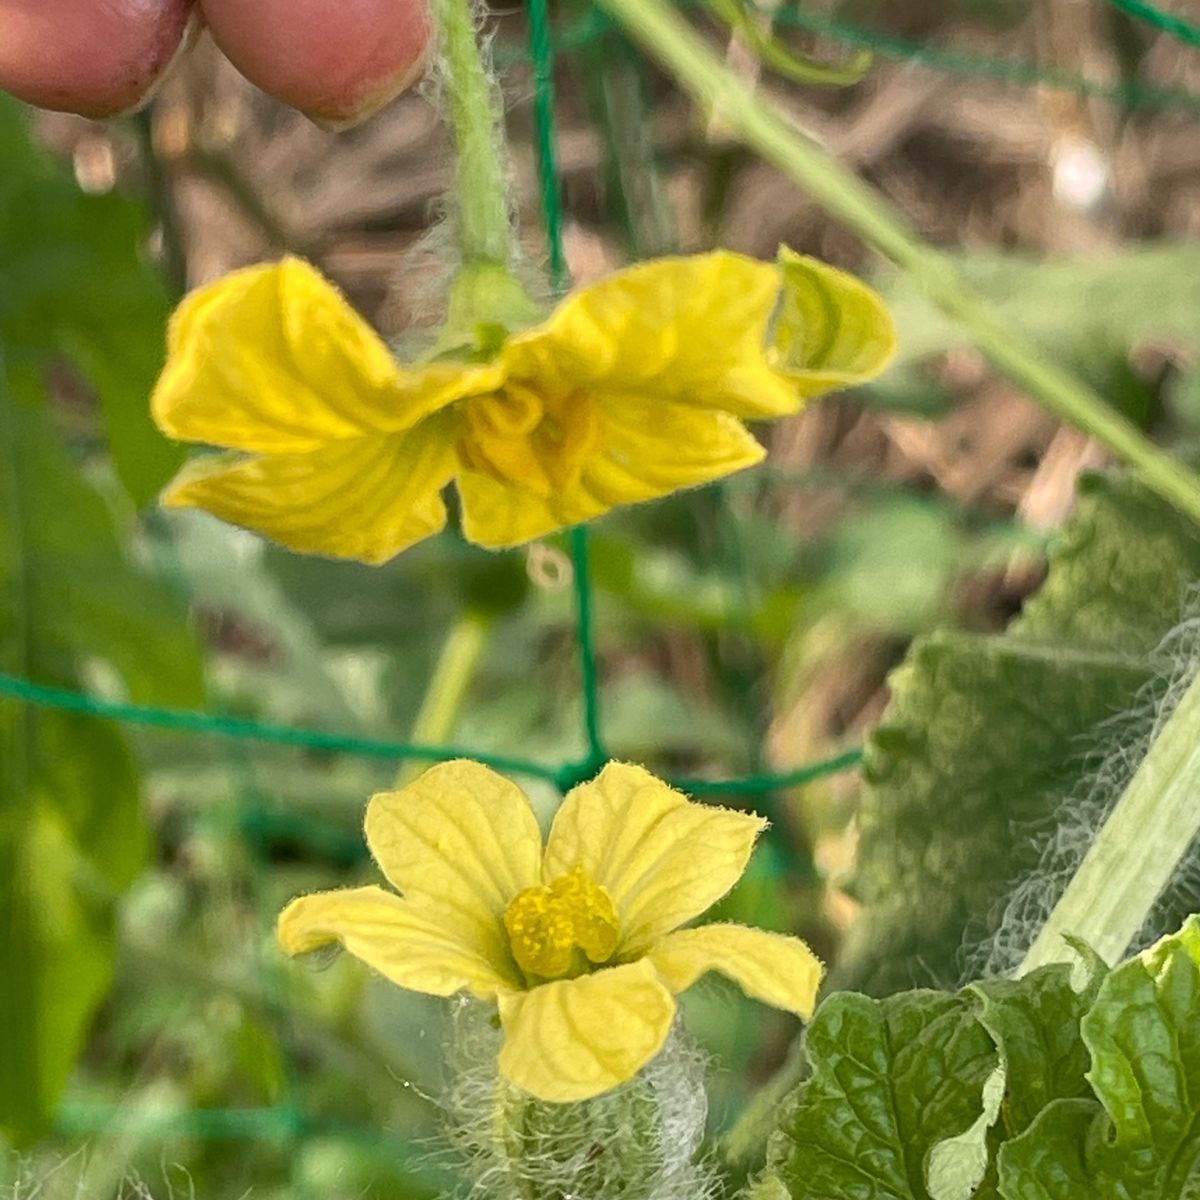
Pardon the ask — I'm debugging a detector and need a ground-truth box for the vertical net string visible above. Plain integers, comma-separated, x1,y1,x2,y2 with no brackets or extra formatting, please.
527,0,606,775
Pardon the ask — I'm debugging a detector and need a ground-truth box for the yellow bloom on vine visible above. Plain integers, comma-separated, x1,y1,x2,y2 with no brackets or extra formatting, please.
276,760,824,1102
151,251,894,563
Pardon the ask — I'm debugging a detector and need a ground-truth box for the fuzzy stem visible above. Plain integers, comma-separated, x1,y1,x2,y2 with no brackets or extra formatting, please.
433,0,514,267
1018,669,1200,974
394,609,492,787
595,0,1200,528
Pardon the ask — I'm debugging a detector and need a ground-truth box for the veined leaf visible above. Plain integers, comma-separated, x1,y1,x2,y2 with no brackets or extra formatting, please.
997,918,1200,1198
765,989,998,1200
836,472,1200,995
760,928,1195,1199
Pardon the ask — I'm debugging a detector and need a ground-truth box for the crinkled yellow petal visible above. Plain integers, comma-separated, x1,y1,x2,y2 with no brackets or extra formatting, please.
153,257,499,453
647,923,823,1018
543,763,766,955
770,248,896,396
161,414,457,565
497,960,676,1101
365,760,544,968
501,252,800,419
456,399,763,548
276,884,519,998
455,468,606,549
584,394,765,506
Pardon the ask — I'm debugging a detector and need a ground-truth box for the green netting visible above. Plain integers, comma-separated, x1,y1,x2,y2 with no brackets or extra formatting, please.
12,0,1200,1169
540,0,1200,115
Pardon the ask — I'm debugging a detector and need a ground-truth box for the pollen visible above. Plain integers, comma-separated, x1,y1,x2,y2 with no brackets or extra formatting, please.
503,865,620,979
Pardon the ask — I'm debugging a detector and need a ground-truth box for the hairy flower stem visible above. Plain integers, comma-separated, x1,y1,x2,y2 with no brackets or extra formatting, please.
1019,668,1200,974
596,0,1200,528
394,608,492,788
432,0,514,268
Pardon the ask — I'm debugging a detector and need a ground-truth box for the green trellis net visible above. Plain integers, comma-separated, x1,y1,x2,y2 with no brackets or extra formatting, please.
8,0,1200,1171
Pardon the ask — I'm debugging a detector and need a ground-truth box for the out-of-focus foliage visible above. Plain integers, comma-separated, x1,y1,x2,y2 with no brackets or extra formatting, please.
0,97,202,1141
0,96,181,504
870,248,1200,423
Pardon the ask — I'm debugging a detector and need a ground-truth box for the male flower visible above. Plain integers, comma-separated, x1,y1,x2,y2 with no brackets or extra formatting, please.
152,251,893,562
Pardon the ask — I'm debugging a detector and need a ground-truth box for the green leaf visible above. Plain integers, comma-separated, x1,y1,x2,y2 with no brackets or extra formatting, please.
0,96,180,506
0,709,141,1142
837,472,1200,995
3,375,203,705
997,918,1200,1197
968,951,1105,1139
766,990,998,1199
0,352,199,1139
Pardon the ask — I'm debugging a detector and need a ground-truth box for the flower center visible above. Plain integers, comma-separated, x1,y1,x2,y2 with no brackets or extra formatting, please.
503,865,619,980
458,385,603,496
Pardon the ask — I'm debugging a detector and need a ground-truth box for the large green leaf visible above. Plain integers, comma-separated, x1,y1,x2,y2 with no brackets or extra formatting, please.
0,96,180,506
836,472,1200,995
997,918,1200,1198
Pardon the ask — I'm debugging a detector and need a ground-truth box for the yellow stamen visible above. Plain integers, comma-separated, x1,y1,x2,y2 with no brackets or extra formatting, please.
503,865,619,979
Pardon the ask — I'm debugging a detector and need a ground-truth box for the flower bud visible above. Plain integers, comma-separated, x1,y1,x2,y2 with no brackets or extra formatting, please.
199,0,431,129
0,0,198,118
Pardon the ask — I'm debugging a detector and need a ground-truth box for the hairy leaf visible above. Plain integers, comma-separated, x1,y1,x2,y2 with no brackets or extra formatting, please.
837,473,1200,994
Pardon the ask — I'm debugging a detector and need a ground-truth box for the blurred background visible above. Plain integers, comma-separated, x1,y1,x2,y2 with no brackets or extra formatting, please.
4,0,1200,1194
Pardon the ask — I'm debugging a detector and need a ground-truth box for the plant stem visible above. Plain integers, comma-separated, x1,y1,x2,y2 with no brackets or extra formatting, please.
133,107,189,299
596,0,1200,528
432,0,514,267
1018,669,1200,974
394,608,492,787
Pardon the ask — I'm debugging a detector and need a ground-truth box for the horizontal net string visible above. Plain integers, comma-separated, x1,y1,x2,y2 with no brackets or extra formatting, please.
0,670,861,796
54,1101,436,1166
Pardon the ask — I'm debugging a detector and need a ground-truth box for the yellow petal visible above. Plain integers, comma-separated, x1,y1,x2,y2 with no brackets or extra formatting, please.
455,468,606,549
647,923,823,1018
161,414,457,565
365,760,544,968
501,252,800,419
543,763,766,955
277,884,518,998
497,960,676,1101
153,257,498,453
584,394,764,506
456,400,763,549
770,248,896,397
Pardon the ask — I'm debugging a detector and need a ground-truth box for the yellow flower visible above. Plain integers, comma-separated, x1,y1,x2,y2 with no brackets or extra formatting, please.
152,251,894,563
277,760,824,1102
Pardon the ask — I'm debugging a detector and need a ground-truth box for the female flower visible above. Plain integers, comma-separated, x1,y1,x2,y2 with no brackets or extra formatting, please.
277,760,824,1102
151,251,893,562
